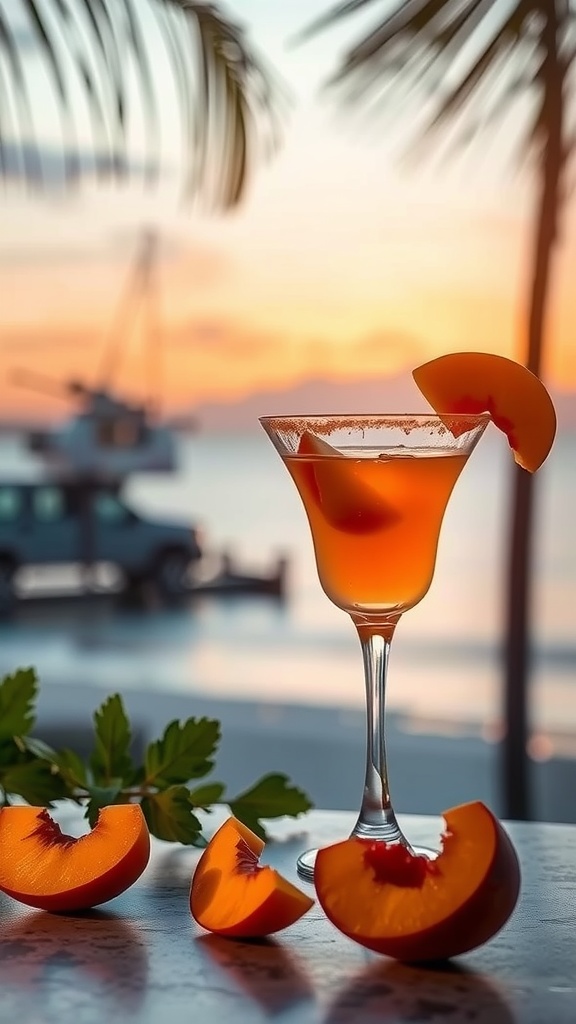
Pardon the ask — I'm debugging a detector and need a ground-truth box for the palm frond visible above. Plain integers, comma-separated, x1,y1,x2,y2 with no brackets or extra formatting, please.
123,0,159,182
300,0,576,171
426,6,530,134
47,0,113,179
164,1,288,208
291,0,385,45
172,1,266,209
331,1,491,126
0,0,284,209
0,4,42,182
23,0,67,102
333,0,482,74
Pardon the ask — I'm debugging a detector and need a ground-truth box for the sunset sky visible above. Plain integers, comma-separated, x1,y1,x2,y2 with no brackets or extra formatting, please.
1,0,575,419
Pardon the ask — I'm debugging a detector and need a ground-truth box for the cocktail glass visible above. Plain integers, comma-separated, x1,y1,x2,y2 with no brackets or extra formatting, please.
259,413,489,882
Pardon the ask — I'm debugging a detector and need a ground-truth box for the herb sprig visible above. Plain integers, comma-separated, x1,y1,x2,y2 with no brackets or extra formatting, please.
0,668,313,844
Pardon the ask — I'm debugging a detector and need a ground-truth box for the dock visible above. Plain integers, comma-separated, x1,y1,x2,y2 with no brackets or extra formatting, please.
3,552,288,614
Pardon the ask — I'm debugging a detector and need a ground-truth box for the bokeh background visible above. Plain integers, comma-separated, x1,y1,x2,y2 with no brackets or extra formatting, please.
0,0,574,825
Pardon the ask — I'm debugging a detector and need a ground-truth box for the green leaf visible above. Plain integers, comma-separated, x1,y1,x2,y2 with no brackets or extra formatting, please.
21,736,87,787
90,694,133,785
229,774,313,840
144,718,220,788
57,748,89,788
23,740,88,795
20,735,59,761
0,667,38,741
141,786,203,845
188,782,226,809
1,760,68,805
0,667,315,850
0,739,21,769
85,782,124,827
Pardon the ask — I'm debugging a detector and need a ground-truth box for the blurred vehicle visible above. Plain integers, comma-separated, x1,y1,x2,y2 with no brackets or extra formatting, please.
0,480,202,608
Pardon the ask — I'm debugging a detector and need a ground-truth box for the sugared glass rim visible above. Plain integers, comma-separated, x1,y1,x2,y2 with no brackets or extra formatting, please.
259,412,491,429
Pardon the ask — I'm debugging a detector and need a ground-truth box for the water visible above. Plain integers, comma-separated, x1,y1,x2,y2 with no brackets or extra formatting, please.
0,429,574,749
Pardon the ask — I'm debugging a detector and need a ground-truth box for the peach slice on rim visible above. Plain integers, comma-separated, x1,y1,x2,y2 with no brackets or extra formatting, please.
413,351,556,472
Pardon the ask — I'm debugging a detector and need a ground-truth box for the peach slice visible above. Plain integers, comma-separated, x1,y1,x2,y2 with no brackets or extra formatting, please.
0,804,150,912
314,801,521,962
297,430,398,533
413,352,556,472
190,816,314,938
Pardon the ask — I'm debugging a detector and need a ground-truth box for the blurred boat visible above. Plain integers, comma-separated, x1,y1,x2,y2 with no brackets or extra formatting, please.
3,232,286,608
10,231,178,482
11,370,177,479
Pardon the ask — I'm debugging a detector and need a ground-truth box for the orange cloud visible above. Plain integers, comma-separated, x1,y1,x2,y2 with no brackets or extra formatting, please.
167,319,285,359
0,315,429,416
345,328,427,372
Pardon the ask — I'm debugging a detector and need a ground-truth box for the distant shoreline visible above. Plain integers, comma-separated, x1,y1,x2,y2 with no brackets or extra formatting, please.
0,422,575,438
0,373,575,436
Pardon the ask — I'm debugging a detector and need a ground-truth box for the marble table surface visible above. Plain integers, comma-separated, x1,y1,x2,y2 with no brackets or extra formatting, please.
0,808,574,1024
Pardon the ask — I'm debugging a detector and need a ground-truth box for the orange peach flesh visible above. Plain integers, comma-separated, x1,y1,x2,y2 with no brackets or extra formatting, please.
191,817,314,937
296,430,399,533
0,804,150,911
413,352,556,473
315,801,521,962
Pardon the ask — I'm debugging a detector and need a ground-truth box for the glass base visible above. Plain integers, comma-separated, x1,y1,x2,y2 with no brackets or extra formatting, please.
297,843,438,885
296,847,318,883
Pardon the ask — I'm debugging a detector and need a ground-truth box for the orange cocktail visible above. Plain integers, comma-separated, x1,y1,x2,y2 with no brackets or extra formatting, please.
285,444,468,615
261,355,556,886
260,412,489,881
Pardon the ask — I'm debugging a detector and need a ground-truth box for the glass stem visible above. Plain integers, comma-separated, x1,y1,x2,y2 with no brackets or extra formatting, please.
351,631,409,847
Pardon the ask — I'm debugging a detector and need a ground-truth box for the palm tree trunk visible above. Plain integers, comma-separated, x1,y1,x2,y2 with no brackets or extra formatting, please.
502,1,565,820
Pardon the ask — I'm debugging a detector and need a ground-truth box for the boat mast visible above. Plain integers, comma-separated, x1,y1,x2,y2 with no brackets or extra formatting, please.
97,230,163,415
